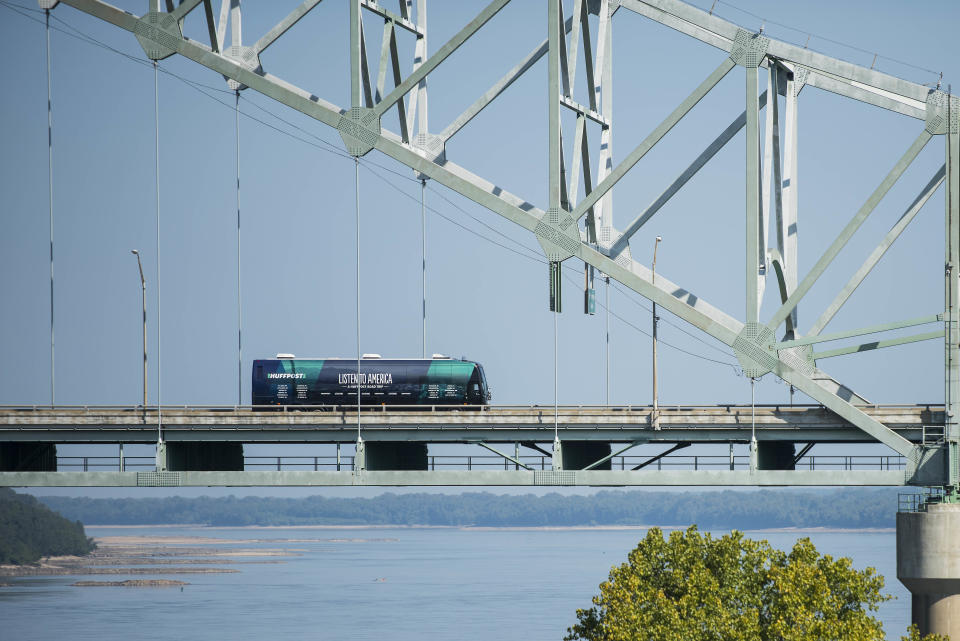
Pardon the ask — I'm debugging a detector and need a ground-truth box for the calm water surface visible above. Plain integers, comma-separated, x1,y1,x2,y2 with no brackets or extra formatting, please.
0,527,908,640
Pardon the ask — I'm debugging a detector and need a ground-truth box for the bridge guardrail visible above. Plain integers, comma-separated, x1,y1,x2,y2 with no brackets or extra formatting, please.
53,454,906,473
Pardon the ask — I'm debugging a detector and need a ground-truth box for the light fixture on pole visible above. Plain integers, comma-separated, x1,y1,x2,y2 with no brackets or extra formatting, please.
651,236,662,430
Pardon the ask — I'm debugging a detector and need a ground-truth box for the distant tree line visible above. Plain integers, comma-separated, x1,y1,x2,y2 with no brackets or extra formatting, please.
0,488,96,564
38,488,906,528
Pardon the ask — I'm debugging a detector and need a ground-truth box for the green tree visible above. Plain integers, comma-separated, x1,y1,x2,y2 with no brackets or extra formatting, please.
565,526,946,641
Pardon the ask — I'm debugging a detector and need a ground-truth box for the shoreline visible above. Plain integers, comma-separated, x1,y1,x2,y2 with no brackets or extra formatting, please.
85,524,896,533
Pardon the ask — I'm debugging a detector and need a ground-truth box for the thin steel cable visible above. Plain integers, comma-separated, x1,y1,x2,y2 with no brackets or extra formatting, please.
554,308,559,443
421,178,426,359
609,281,736,360
751,377,756,457
355,157,361,442
236,89,242,406
154,60,163,452
12,2,743,381
46,8,54,406
605,276,610,406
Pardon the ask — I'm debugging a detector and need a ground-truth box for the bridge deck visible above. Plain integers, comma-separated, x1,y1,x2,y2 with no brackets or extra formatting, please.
0,404,944,443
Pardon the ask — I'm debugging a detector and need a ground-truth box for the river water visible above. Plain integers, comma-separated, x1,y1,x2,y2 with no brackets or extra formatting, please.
1,526,908,640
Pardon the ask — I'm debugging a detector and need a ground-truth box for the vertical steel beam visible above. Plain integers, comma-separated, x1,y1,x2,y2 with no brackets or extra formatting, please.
760,65,781,306
405,0,427,138
780,69,800,332
216,0,229,50
946,95,960,487
229,0,240,46
548,0,561,212
594,0,612,229
350,0,362,108
745,64,760,323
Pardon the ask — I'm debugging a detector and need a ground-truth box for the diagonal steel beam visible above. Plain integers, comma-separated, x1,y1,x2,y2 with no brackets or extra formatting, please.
775,314,942,350
376,20,392,103
632,442,690,470
777,359,914,456
583,440,646,470
201,0,218,52
253,0,325,55
374,0,512,118
768,130,933,332
440,16,574,142
609,91,769,256
388,22,409,143
168,0,202,22
814,330,945,360
474,441,532,470
808,166,946,336
571,57,736,222
359,18,374,108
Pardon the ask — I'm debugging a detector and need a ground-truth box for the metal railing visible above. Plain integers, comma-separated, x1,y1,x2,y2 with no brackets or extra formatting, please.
54,453,906,473
2,402,945,412
56,456,154,471
899,487,946,512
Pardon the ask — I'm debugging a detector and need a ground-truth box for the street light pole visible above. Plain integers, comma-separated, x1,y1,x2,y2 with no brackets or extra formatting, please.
651,236,662,430
131,250,147,410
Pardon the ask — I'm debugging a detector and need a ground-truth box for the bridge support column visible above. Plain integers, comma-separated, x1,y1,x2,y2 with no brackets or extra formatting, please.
156,440,167,472
897,503,960,638
354,438,365,472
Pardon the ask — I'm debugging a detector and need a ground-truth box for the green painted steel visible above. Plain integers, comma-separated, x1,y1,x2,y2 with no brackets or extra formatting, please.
814,330,946,361
45,0,959,491
0,469,908,488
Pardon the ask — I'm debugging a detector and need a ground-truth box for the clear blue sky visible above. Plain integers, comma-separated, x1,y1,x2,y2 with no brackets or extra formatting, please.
0,0,957,496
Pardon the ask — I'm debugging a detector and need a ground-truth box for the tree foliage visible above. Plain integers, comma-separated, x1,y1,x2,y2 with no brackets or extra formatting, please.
0,488,96,564
566,527,944,641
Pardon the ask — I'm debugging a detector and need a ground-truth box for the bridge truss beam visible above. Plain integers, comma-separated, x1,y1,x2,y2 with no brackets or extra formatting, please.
42,0,959,488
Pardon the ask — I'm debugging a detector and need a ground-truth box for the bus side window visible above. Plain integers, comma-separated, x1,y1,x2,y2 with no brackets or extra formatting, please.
256,365,264,381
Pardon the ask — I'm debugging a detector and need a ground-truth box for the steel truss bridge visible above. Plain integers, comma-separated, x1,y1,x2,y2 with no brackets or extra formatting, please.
0,403,945,486
5,0,958,491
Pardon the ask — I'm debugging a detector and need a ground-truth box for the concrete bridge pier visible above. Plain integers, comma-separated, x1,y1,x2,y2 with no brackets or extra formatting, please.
897,503,960,638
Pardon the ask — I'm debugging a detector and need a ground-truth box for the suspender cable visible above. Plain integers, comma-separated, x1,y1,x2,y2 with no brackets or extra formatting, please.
46,9,54,406
235,89,242,406
750,376,757,471
421,178,426,359
605,276,609,406
154,60,163,457
554,308,559,441
355,157,361,440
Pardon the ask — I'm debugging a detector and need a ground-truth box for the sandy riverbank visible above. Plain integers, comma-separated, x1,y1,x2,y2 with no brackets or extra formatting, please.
0,536,301,578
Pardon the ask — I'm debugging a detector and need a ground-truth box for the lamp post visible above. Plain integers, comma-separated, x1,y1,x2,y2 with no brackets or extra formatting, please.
651,236,662,430
131,250,146,409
